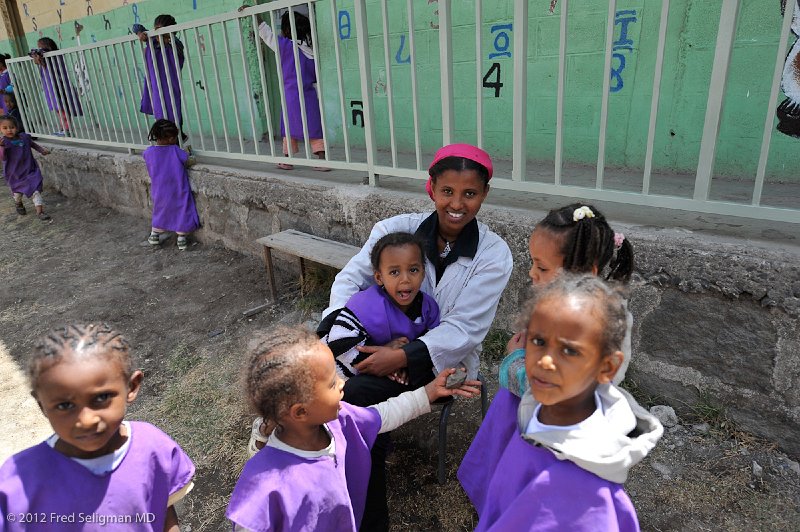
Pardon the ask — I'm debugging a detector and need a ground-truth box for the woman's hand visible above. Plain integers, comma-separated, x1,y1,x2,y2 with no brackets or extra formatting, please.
424,368,482,403
353,345,406,376
506,331,526,353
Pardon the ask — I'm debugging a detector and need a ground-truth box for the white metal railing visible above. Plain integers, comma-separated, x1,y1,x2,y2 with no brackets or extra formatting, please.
6,0,799,224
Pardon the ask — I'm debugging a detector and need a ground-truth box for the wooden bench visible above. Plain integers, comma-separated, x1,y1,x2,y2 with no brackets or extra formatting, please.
256,229,360,300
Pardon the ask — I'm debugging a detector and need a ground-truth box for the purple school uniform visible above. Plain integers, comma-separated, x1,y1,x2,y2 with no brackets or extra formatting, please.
277,36,323,140
458,388,640,532
140,38,184,124
0,421,194,531
346,284,440,347
39,57,83,115
226,402,382,532
2,134,43,197
143,144,200,233
0,71,10,114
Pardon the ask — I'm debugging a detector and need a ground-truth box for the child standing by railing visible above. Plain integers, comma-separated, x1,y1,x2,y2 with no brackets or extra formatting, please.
144,119,200,251
239,5,328,170
1,115,50,220
30,38,83,136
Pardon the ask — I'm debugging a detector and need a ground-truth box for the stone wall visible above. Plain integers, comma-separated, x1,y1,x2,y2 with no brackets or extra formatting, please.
38,145,800,457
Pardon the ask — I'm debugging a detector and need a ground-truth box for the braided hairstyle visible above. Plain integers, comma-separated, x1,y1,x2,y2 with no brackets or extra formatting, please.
148,119,179,143
370,231,426,271
517,273,629,358
244,326,318,424
29,323,132,389
537,202,634,282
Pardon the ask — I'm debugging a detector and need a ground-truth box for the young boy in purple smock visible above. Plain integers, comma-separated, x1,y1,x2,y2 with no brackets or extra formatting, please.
0,323,195,531
0,115,51,221
320,231,440,381
227,326,480,532
135,15,187,142
458,275,663,532
239,5,328,171
144,119,200,251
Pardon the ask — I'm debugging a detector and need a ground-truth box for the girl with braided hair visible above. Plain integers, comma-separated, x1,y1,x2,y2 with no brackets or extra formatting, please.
0,323,195,531
500,203,635,397
144,118,200,251
226,326,480,531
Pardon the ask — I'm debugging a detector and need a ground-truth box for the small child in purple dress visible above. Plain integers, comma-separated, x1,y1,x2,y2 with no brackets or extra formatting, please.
143,119,200,251
458,275,663,531
0,115,51,221
0,323,195,531
228,326,480,531
319,231,440,381
30,37,83,136
239,5,328,171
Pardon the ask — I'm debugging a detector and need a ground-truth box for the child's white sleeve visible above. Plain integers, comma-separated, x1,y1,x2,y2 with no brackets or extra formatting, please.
369,388,431,434
257,22,278,51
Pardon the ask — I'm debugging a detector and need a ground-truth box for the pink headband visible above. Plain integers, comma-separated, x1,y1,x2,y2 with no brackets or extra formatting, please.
426,143,493,200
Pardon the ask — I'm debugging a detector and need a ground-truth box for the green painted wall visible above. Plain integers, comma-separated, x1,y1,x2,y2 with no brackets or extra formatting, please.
9,0,799,182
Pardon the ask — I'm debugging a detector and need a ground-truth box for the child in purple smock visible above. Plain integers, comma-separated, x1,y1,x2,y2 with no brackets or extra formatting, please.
0,323,195,531
458,275,663,531
135,15,187,142
228,326,480,532
3,91,23,133
0,53,11,114
143,119,200,251
240,5,328,171
319,231,440,380
0,115,51,220
30,38,83,136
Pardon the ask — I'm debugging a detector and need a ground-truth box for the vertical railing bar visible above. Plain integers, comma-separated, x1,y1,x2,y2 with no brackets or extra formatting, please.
438,0,454,144
207,23,232,153
596,0,618,189
167,31,191,148
86,48,114,141
753,2,795,206
475,0,483,149
157,32,183,147
555,0,568,185
119,42,144,143
7,63,34,134
44,54,77,138
271,10,294,158
106,46,133,143
193,27,219,152
39,57,63,136
353,0,378,184
150,36,171,127
694,0,740,201
236,17,261,156
69,51,93,141
221,20,246,153
329,0,351,162
406,0,422,169
22,60,52,134
252,13,276,157
178,29,206,151
288,7,313,160
511,0,528,181
75,43,100,142
642,0,670,194
94,48,123,142
137,38,159,141
307,1,330,161
380,0,398,167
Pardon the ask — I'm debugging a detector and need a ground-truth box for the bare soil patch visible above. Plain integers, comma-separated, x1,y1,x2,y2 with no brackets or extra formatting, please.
1,193,797,531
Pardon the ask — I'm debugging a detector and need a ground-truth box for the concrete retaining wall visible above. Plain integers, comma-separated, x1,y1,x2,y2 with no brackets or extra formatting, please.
39,145,800,457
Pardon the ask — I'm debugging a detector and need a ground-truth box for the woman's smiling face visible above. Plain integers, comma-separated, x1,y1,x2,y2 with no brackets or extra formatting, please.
430,169,488,240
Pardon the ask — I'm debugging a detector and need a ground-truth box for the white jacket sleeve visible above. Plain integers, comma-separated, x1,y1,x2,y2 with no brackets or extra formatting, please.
369,387,431,433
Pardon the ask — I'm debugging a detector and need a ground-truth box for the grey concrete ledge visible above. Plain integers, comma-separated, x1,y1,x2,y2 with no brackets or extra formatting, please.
37,144,800,457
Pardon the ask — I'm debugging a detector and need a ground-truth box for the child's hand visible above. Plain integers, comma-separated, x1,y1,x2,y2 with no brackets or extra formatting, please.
424,368,481,403
386,336,409,349
387,368,409,385
506,331,526,353
137,31,149,43
42,148,51,156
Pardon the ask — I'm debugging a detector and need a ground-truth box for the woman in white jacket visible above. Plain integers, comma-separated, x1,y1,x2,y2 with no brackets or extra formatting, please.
319,143,513,531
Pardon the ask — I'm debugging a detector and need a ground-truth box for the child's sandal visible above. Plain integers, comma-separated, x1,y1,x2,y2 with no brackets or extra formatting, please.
37,212,51,221
15,203,26,215
276,162,294,170
248,417,270,458
177,235,188,251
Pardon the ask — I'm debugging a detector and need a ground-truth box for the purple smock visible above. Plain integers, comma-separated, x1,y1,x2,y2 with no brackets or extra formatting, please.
140,37,184,125
143,144,200,233
39,56,83,115
2,133,43,197
277,35,323,140
458,388,641,532
0,421,195,532
345,284,440,346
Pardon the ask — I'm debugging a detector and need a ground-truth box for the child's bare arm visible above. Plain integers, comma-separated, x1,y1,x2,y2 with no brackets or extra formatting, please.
31,141,50,155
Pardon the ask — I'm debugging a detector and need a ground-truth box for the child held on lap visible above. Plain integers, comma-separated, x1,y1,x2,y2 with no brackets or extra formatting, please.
459,275,663,531
228,327,479,532
0,323,195,532
144,119,200,251
0,115,51,221
319,231,440,380
501,203,635,396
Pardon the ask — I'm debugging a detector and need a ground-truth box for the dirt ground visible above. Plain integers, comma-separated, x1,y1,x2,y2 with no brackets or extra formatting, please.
1,193,798,531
